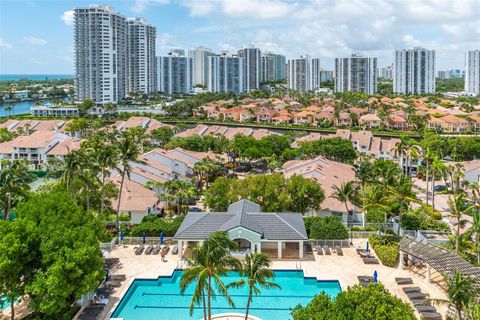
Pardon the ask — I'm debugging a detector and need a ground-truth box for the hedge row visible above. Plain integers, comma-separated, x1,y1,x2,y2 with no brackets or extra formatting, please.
130,217,184,237
368,234,400,268
305,216,349,239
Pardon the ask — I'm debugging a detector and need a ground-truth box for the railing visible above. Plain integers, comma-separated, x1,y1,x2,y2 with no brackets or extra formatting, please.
100,237,117,255
116,236,176,246
309,239,351,247
351,231,381,238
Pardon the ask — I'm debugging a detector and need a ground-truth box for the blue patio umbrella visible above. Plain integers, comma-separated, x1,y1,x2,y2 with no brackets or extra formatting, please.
366,241,369,252
120,229,124,241
105,268,110,282
373,270,378,283
142,232,146,244
160,232,164,245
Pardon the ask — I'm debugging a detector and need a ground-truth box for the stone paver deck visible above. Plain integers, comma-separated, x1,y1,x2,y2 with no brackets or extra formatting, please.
103,240,448,319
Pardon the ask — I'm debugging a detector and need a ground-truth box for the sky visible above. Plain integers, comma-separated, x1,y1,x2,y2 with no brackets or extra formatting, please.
0,0,479,74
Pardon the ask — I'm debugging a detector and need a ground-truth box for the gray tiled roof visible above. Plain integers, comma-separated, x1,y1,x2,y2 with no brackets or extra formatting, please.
174,200,307,241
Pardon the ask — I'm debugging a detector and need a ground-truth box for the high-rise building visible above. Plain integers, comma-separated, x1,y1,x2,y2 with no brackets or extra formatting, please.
74,5,127,104
319,69,333,82
334,54,377,94
310,58,321,91
208,52,244,94
156,51,193,94
437,69,464,80
237,46,261,91
393,47,435,94
377,65,393,79
261,52,286,82
126,18,156,95
188,46,215,87
465,50,480,95
287,56,321,93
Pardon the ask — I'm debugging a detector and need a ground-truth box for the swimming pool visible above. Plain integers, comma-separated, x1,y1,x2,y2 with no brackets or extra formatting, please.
112,270,341,320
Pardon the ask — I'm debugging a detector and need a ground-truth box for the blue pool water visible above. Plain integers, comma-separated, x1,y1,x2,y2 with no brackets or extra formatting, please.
112,270,341,320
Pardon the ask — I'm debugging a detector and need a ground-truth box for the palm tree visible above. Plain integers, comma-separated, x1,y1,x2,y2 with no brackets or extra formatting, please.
447,195,475,254
361,184,391,224
471,210,480,264
227,253,280,320
331,181,358,225
393,136,409,174
431,156,446,211
431,270,479,320
423,148,434,206
180,232,241,320
0,160,33,220
59,150,83,196
115,130,142,232
386,175,419,235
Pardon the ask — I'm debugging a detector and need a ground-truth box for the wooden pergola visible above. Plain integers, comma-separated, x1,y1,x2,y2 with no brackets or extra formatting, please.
399,235,480,285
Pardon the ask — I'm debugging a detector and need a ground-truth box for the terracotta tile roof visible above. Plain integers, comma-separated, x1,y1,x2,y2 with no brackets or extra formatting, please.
46,138,81,156
283,156,356,213
11,131,57,148
108,176,158,212
0,140,14,154
360,113,381,122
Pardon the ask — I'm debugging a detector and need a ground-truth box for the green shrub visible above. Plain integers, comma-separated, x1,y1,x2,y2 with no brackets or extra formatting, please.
374,245,399,267
309,216,348,239
131,217,184,237
365,208,386,224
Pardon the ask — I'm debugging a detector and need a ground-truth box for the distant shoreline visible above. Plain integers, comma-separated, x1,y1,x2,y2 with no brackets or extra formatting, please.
0,74,74,81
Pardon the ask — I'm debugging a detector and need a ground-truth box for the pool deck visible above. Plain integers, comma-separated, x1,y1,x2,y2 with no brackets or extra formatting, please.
102,240,448,320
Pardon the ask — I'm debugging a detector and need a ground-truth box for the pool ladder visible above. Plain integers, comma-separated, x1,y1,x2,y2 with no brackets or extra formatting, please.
295,261,302,270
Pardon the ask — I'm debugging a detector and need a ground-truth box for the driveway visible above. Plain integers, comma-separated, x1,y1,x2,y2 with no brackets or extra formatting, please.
412,178,451,216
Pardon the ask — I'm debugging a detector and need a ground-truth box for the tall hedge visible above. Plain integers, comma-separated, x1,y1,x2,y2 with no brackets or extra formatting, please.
309,216,348,239
130,217,184,237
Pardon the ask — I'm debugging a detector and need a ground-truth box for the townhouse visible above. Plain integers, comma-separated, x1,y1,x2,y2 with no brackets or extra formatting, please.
282,156,364,225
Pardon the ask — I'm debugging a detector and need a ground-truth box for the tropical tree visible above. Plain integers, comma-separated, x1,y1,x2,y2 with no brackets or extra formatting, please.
448,195,475,254
227,253,280,320
431,270,479,320
0,160,33,220
114,130,142,231
393,136,409,174
331,181,358,220
180,232,241,320
386,175,418,235
471,210,480,264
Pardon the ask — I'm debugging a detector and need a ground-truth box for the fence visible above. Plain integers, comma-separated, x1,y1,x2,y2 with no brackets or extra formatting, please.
309,239,351,248
100,237,117,255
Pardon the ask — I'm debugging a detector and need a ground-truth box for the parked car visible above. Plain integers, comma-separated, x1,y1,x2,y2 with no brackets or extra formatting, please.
433,185,447,192
274,167,284,173
234,165,251,173
227,173,238,179
189,207,202,212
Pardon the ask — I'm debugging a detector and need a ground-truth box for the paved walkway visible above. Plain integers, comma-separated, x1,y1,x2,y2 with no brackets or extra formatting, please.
102,240,448,319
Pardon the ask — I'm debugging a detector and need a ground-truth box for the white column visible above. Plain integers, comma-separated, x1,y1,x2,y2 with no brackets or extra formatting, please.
199,240,204,246
299,241,304,259
178,240,183,259
257,242,261,253
425,264,431,283
399,251,404,270
277,241,282,259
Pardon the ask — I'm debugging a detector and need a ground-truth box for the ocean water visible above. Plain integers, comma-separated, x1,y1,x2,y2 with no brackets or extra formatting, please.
0,74,74,81
0,100,54,117
112,270,342,320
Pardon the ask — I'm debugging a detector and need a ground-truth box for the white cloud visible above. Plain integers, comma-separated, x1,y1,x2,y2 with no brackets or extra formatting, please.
131,0,169,13
402,34,422,47
182,0,216,16
61,10,74,26
0,38,12,49
24,36,47,46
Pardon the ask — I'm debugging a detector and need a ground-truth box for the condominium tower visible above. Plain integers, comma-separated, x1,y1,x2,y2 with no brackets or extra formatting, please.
334,54,377,94
156,51,193,94
465,50,480,95
74,5,127,104
393,47,436,94
188,46,215,87
261,52,286,82
208,52,244,94
126,18,156,94
237,46,261,91
287,56,321,93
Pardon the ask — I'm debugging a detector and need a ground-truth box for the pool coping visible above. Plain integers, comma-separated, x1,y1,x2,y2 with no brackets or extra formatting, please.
106,266,343,320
